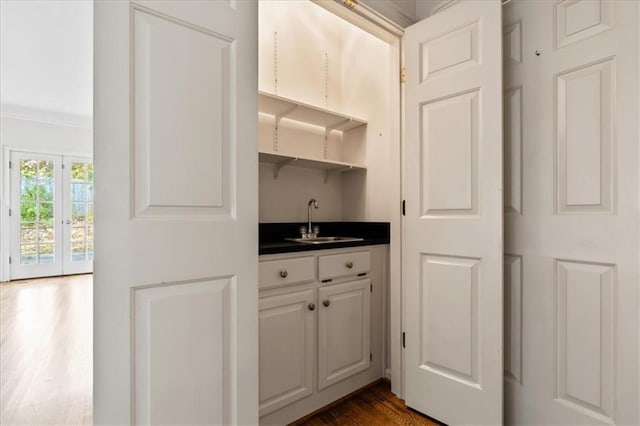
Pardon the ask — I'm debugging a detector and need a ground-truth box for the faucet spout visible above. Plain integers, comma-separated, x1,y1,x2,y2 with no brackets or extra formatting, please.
307,198,318,237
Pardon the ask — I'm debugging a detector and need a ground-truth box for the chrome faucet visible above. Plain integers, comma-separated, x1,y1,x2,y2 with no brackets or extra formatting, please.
304,198,319,239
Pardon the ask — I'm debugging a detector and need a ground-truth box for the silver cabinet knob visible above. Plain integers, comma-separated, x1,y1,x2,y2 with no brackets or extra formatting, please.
346,261,354,269
308,303,316,311
323,300,331,307
279,270,288,278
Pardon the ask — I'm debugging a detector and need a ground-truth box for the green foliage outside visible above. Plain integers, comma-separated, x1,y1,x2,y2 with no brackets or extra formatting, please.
19,160,94,261
20,160,94,224
20,160,54,224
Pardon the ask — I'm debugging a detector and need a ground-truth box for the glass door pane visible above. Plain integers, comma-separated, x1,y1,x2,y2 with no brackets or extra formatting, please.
19,159,56,264
62,157,94,275
70,162,93,261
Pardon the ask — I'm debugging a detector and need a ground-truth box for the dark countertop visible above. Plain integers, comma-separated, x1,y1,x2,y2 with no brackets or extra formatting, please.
259,222,390,255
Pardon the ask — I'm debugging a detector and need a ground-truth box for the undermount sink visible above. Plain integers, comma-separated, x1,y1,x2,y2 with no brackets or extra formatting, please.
286,236,364,244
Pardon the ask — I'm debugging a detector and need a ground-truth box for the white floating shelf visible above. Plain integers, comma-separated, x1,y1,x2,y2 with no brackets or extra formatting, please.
259,151,366,180
258,91,367,132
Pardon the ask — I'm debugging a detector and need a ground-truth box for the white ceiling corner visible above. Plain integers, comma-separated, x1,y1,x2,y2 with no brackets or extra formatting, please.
0,0,93,120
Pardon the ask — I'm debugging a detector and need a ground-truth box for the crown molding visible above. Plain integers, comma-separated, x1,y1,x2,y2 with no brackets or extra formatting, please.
0,103,93,129
358,0,417,27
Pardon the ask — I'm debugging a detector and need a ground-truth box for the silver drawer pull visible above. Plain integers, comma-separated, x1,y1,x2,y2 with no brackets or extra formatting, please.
323,300,331,307
346,261,354,269
308,303,316,311
279,270,288,278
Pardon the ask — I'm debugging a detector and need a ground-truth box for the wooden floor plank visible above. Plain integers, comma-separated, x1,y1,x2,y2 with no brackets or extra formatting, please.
0,275,93,426
291,381,440,426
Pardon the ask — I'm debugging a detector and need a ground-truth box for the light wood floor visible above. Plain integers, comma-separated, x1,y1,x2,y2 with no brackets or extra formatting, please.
0,274,92,426
293,380,442,426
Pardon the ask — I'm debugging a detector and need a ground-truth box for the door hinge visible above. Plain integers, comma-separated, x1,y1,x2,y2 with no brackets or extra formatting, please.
401,67,406,84
343,0,357,9
8,161,12,169
8,208,11,217
61,163,65,169
370,352,373,362
402,332,406,348
370,283,373,293
9,256,11,265
402,200,406,216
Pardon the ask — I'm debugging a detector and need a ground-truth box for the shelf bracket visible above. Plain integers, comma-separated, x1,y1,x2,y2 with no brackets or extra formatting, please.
276,104,299,124
325,118,352,136
323,118,352,160
323,164,355,184
273,104,300,152
274,158,297,179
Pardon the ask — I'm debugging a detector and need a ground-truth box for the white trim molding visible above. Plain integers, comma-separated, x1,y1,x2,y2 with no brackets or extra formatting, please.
359,0,417,27
1,103,93,129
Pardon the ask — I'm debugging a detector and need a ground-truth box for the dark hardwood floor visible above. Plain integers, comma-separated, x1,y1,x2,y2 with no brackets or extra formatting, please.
291,380,441,426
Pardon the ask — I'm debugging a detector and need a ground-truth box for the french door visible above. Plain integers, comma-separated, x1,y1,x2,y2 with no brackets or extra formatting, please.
10,151,93,280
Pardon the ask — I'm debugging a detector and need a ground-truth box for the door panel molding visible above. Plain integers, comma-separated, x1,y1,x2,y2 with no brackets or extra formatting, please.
555,57,615,214
131,5,234,219
554,259,615,422
420,254,480,388
132,276,236,425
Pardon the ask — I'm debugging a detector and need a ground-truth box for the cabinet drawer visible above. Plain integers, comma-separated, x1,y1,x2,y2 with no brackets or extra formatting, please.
259,256,315,289
318,250,370,281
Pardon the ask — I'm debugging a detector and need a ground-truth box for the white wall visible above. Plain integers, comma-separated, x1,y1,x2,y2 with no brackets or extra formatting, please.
259,1,343,111
1,117,92,155
259,164,343,223
340,25,393,222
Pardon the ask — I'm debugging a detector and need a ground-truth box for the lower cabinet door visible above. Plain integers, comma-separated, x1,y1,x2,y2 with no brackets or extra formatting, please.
259,289,316,416
317,279,371,390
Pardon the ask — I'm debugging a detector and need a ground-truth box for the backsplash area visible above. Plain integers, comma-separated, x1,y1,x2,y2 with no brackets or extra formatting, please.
259,163,349,222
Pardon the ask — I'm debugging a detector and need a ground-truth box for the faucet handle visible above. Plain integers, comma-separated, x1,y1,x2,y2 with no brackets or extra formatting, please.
299,226,307,236
313,226,320,236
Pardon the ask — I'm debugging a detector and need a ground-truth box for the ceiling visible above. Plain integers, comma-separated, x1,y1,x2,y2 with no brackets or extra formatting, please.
0,0,93,121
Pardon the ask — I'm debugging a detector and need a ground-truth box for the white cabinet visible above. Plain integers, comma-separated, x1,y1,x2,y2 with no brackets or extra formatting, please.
258,255,315,290
317,279,371,390
318,250,371,281
258,246,386,425
259,289,315,416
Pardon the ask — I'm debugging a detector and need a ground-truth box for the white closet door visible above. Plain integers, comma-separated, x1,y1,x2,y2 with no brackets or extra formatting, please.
403,1,503,424
93,1,258,424
503,1,639,424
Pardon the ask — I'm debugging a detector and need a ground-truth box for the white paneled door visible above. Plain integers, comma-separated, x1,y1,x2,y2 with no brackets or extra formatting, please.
504,1,639,424
403,1,503,424
9,152,93,280
93,1,258,425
